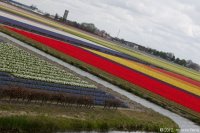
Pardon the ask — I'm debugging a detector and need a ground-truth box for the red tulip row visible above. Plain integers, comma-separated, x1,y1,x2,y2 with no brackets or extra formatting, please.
5,26,200,113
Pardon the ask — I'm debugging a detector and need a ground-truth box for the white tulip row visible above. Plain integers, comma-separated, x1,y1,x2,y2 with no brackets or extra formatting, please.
0,43,96,88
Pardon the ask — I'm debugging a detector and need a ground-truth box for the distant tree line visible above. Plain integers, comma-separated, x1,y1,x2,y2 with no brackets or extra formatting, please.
144,48,200,71
112,37,200,71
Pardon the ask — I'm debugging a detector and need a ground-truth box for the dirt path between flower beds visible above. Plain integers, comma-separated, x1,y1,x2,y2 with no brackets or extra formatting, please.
0,32,200,132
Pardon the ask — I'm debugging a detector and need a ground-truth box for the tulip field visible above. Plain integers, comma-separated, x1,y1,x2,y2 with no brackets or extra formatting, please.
2,4,196,132
3,25,200,115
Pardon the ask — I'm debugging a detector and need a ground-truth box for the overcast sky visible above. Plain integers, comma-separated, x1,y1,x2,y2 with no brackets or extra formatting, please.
15,0,200,64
